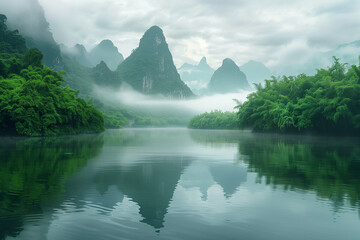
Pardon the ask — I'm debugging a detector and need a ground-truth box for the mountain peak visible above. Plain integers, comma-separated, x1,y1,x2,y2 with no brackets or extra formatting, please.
197,56,213,72
139,26,166,49
222,58,236,66
199,57,207,65
74,44,87,53
207,58,251,93
117,26,193,98
147,25,163,34
98,39,115,48
96,60,109,69
89,39,123,71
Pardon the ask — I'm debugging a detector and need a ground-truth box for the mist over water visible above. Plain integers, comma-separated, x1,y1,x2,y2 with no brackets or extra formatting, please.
94,84,252,117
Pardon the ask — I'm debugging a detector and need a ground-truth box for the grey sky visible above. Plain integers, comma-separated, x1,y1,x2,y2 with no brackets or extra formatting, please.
23,0,360,70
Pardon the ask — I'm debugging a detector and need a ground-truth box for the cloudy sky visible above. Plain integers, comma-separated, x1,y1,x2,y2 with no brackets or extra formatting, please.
19,0,360,71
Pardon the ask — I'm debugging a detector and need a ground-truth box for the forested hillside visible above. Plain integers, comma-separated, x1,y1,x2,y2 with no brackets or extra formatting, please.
0,15,104,136
237,58,360,135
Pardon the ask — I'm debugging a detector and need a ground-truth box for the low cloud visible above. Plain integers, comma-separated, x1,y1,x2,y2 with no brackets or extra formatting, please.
93,84,251,118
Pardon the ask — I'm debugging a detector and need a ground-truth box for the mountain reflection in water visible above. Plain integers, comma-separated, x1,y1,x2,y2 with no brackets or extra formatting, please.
0,129,359,240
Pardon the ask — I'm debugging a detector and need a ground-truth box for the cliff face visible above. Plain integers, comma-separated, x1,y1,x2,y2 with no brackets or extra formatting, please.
117,26,194,99
208,58,252,93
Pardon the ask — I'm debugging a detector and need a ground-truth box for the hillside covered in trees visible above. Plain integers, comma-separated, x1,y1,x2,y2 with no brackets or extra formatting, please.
237,58,360,135
0,14,104,136
188,58,360,136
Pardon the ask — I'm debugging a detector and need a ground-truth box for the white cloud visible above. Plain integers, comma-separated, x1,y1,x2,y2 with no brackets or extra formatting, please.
10,0,360,72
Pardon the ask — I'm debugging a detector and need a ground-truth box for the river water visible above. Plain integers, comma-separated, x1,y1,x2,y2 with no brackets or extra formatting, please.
1,128,359,239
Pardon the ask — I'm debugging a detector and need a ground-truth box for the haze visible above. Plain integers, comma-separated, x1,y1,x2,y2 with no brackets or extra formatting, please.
94,85,251,117
35,0,360,73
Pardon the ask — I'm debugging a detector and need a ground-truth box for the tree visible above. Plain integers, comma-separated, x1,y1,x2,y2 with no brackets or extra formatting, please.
23,48,43,68
236,58,360,136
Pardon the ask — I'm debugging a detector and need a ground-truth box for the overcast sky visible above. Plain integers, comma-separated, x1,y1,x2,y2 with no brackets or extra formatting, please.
33,0,360,70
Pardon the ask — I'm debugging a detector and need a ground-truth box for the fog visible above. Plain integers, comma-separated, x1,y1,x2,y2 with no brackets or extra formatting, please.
94,84,252,118
0,0,54,43
2,0,360,77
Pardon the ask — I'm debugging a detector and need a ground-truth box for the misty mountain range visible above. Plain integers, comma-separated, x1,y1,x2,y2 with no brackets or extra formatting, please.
0,0,253,97
178,57,214,93
178,58,271,94
1,0,360,98
61,40,124,71
178,38,360,93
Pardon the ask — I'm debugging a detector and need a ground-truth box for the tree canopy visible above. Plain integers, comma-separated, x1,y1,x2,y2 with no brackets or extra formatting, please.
0,14,26,59
236,58,360,136
0,15,104,136
188,110,239,130
0,50,104,136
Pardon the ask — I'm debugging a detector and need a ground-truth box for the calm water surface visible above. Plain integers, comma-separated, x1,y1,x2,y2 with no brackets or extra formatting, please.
1,128,360,239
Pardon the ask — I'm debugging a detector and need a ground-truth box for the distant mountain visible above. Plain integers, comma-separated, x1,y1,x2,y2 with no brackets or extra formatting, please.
178,57,214,93
0,0,63,70
91,60,119,86
271,40,360,77
207,58,252,93
117,26,194,99
89,40,124,71
328,40,360,66
61,40,124,71
240,60,271,85
60,43,93,68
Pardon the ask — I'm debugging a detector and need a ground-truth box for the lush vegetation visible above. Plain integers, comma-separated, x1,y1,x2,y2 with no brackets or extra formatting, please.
0,14,27,59
0,16,104,136
237,58,360,135
188,110,239,129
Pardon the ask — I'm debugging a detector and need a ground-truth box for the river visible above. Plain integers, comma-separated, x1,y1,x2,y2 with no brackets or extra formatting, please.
1,128,359,239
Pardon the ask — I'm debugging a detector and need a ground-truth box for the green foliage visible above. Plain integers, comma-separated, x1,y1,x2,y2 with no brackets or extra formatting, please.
134,116,188,127
0,50,104,136
188,110,239,130
0,16,104,136
23,48,43,68
237,58,360,135
0,14,27,59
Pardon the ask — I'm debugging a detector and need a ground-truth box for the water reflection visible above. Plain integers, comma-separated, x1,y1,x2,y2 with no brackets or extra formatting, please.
0,134,104,240
209,164,247,198
1,129,360,240
190,130,360,212
93,156,191,229
237,135,360,211
57,129,194,231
